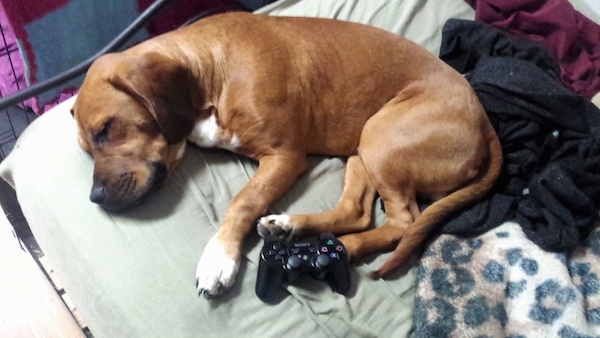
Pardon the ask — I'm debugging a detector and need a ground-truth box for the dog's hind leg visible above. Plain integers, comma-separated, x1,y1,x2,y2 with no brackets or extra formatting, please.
336,99,426,262
338,85,501,276
257,155,377,239
337,183,418,260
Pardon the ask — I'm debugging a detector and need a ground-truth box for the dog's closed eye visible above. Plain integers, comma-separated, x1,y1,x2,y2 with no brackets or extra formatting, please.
93,118,114,145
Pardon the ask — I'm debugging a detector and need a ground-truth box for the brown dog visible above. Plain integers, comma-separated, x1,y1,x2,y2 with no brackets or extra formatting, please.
71,12,502,297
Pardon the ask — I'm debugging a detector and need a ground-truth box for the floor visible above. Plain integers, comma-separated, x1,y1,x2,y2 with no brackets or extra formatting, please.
0,209,87,338
0,107,92,335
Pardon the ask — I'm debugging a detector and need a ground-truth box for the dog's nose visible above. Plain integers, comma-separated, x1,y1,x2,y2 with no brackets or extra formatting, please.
89,184,106,204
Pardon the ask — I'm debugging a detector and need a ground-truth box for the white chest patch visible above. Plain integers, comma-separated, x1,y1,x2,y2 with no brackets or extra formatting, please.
188,114,240,151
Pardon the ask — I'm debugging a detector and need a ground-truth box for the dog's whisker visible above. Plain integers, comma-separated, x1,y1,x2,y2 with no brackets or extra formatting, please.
126,177,136,195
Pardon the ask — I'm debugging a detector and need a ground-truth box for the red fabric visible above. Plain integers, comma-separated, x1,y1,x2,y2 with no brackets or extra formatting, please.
466,0,600,99
137,0,240,36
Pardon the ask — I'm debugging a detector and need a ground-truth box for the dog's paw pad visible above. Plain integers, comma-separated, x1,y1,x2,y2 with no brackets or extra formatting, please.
195,234,239,299
257,214,293,238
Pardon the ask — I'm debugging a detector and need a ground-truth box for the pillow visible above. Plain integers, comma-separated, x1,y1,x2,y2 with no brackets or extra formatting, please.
256,0,475,56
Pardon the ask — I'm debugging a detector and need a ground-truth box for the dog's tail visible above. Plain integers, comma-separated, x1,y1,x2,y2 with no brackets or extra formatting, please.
369,132,503,279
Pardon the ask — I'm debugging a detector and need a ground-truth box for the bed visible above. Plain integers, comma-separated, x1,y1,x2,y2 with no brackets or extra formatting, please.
1,0,600,337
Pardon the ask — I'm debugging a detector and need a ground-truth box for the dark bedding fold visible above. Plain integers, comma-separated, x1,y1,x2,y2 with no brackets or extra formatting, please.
436,19,600,252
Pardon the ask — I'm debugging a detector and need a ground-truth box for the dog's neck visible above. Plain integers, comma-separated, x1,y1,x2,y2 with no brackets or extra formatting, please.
170,45,225,112
129,39,223,114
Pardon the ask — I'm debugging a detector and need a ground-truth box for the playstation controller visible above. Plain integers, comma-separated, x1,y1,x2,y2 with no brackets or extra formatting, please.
255,232,351,302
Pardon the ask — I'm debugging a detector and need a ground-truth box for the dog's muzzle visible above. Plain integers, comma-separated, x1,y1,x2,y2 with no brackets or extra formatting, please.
89,161,168,211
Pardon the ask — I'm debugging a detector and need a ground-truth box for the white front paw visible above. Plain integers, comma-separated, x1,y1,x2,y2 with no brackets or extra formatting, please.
256,214,294,239
195,234,240,298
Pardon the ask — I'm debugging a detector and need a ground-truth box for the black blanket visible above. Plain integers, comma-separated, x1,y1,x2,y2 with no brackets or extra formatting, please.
437,19,600,252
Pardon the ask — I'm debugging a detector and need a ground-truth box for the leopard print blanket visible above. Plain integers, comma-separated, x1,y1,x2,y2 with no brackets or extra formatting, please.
413,221,600,337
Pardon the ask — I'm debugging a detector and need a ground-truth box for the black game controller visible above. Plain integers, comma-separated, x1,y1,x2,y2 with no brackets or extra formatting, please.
255,232,351,302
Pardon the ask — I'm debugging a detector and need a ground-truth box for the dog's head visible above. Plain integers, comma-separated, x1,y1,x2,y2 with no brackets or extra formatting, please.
71,52,198,211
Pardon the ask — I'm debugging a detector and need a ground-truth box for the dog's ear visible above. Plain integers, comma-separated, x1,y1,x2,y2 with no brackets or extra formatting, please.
108,52,198,144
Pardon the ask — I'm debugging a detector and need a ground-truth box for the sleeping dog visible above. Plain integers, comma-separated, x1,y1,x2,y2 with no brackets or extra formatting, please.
71,12,502,297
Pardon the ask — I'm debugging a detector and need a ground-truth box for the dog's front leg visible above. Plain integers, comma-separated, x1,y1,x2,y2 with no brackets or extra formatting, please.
196,153,307,298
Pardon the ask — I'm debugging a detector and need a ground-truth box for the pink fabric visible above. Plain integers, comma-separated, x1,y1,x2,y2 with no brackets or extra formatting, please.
0,0,70,104
466,0,600,99
0,4,36,112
